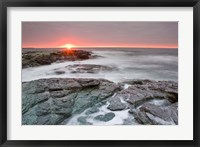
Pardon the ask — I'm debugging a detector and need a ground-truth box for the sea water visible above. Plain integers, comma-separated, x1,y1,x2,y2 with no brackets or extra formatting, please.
22,48,178,83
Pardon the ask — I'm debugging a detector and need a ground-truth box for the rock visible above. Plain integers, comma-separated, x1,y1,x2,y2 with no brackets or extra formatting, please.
22,92,49,114
120,86,161,107
74,50,92,59
165,103,178,124
36,102,51,116
55,71,65,75
51,98,74,115
129,109,152,124
47,78,82,90
77,116,92,125
123,117,139,125
36,115,51,125
22,50,93,68
79,78,100,87
85,106,100,115
72,79,120,114
22,78,120,125
122,79,154,85
50,90,73,98
107,97,127,111
117,80,178,125
117,80,178,107
22,79,48,94
98,80,122,100
140,103,177,124
72,89,99,113
22,78,178,125
130,103,178,125
66,64,118,74
94,112,115,122
170,102,178,109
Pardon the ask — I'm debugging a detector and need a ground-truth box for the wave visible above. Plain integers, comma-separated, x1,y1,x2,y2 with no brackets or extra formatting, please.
22,48,178,83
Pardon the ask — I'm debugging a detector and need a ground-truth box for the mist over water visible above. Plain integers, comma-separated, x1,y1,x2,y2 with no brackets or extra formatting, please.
22,48,178,83
22,48,178,125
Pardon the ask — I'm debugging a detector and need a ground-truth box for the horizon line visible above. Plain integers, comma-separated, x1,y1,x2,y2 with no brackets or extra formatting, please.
22,46,178,49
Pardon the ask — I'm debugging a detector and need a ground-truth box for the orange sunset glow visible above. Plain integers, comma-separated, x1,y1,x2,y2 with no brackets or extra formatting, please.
22,22,178,49
58,44,177,49
23,42,177,49
60,43,76,49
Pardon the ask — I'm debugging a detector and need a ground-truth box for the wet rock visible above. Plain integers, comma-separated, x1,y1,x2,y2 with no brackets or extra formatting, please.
22,92,49,114
107,97,127,111
36,115,51,125
55,71,65,75
51,98,74,115
22,79,48,94
140,103,176,123
129,109,152,124
79,78,100,87
118,80,178,107
50,90,73,98
77,116,92,125
85,106,100,115
98,80,122,100
123,117,138,125
22,78,120,125
36,102,51,116
46,79,82,90
170,102,178,109
72,89,99,113
22,78,178,125
130,103,178,125
22,50,92,68
94,112,115,122
122,79,154,85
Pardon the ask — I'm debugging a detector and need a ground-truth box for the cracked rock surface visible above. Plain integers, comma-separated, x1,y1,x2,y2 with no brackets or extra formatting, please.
22,78,178,125
22,78,120,125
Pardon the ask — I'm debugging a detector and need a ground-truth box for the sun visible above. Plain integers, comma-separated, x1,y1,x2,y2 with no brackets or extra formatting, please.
60,43,76,49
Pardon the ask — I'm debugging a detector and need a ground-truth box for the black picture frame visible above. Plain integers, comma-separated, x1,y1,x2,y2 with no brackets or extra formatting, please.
0,0,199,146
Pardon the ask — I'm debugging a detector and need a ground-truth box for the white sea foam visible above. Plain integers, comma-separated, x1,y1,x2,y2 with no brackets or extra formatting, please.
66,102,136,125
22,49,178,83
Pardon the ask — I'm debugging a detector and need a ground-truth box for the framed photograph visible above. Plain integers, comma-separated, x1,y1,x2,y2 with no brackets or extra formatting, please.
0,0,199,146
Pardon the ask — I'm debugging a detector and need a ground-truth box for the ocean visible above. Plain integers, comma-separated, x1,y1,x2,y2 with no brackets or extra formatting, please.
22,48,178,83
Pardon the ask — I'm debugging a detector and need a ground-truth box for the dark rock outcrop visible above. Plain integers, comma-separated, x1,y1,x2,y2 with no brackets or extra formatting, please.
107,80,178,125
94,112,115,122
107,97,127,111
77,116,92,125
22,78,120,125
115,80,178,108
22,50,93,68
129,103,178,125
85,106,100,115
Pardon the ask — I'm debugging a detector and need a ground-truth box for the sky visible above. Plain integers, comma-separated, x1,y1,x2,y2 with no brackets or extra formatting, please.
22,21,178,48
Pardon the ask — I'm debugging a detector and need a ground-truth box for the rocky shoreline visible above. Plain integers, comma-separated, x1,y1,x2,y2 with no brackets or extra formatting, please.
22,50,93,68
22,78,178,125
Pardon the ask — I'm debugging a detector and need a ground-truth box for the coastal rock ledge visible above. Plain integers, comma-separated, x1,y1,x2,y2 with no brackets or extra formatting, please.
22,50,92,68
22,78,121,125
22,78,178,125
